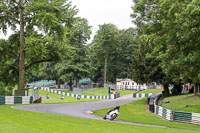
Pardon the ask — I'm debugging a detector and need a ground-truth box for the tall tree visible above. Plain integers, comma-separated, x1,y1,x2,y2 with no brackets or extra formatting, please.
0,0,77,94
131,0,171,95
57,18,92,90
90,24,119,85
117,28,137,79
131,0,200,95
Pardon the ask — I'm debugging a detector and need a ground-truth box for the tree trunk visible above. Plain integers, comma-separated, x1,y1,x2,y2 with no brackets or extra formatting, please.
57,79,60,88
104,53,108,88
194,83,197,96
163,83,170,97
69,77,73,91
76,77,79,88
18,0,25,90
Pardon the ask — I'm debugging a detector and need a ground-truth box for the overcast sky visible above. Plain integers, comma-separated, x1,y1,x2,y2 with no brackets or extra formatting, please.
0,0,135,42
72,0,134,42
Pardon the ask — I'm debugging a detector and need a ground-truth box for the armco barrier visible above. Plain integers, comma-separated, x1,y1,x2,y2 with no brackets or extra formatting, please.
154,105,200,125
0,96,33,105
41,87,111,100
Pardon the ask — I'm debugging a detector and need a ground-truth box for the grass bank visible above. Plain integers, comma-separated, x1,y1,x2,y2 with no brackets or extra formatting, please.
93,98,200,131
61,88,136,96
30,90,97,104
159,94,200,113
0,105,193,133
137,89,163,94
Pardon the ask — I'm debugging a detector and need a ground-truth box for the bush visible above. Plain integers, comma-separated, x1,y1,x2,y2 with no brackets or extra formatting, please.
0,82,13,96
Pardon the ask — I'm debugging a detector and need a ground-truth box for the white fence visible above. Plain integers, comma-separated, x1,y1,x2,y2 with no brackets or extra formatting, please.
117,85,162,90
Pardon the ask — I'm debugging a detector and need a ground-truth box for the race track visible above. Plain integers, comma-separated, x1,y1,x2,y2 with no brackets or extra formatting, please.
13,94,200,132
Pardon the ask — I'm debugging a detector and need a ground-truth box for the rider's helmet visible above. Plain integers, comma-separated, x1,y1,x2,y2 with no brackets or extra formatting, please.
115,106,120,109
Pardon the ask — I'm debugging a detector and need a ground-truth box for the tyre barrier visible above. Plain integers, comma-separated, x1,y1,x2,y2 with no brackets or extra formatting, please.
133,93,154,98
154,105,200,125
155,105,173,121
40,87,111,100
0,96,33,105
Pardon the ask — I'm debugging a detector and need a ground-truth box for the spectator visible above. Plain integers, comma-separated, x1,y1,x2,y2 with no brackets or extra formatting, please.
61,95,64,100
46,94,49,99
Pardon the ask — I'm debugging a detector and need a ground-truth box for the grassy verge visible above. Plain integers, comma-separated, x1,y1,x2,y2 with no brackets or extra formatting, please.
81,88,108,96
62,88,136,96
30,90,97,104
61,88,108,96
137,89,163,94
159,94,200,113
0,105,193,133
118,90,137,96
93,98,200,131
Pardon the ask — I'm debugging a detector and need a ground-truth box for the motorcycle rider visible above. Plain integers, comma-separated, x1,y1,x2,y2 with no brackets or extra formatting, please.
103,106,120,120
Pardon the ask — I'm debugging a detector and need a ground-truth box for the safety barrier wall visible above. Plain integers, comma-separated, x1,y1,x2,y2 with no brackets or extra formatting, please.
154,105,200,125
191,113,200,125
133,93,153,98
0,96,33,105
155,105,173,121
41,87,111,100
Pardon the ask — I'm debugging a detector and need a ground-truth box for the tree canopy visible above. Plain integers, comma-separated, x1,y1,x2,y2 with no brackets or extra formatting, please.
0,0,77,92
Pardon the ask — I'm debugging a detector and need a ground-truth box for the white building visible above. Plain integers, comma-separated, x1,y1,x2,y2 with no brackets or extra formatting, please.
116,79,147,91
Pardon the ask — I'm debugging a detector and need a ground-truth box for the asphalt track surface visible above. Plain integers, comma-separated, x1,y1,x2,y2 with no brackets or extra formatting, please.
13,94,200,132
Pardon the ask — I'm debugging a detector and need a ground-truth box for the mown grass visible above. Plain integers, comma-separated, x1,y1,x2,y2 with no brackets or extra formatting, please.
77,88,108,96
60,88,109,96
93,98,200,131
0,105,193,133
30,90,97,104
159,94,200,113
118,90,137,96
30,88,136,104
137,89,163,94
61,88,136,96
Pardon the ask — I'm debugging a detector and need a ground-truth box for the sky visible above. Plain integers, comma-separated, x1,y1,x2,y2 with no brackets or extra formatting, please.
72,0,134,42
0,0,135,42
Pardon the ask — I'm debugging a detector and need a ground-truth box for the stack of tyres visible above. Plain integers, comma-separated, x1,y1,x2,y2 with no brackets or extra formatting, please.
0,96,5,105
14,96,22,104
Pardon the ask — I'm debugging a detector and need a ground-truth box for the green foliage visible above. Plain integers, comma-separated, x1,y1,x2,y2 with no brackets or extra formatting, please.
0,82,13,96
90,24,119,83
114,28,137,79
0,0,78,90
90,25,137,83
131,0,200,85
57,18,92,88
131,34,166,84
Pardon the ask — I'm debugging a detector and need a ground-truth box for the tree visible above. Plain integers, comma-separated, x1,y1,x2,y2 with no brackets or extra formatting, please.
57,18,92,90
116,28,137,79
0,0,77,94
156,0,200,95
90,24,119,85
131,0,200,95
131,0,172,95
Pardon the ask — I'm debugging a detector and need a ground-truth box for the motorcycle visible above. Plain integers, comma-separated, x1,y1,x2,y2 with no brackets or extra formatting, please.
103,106,120,120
